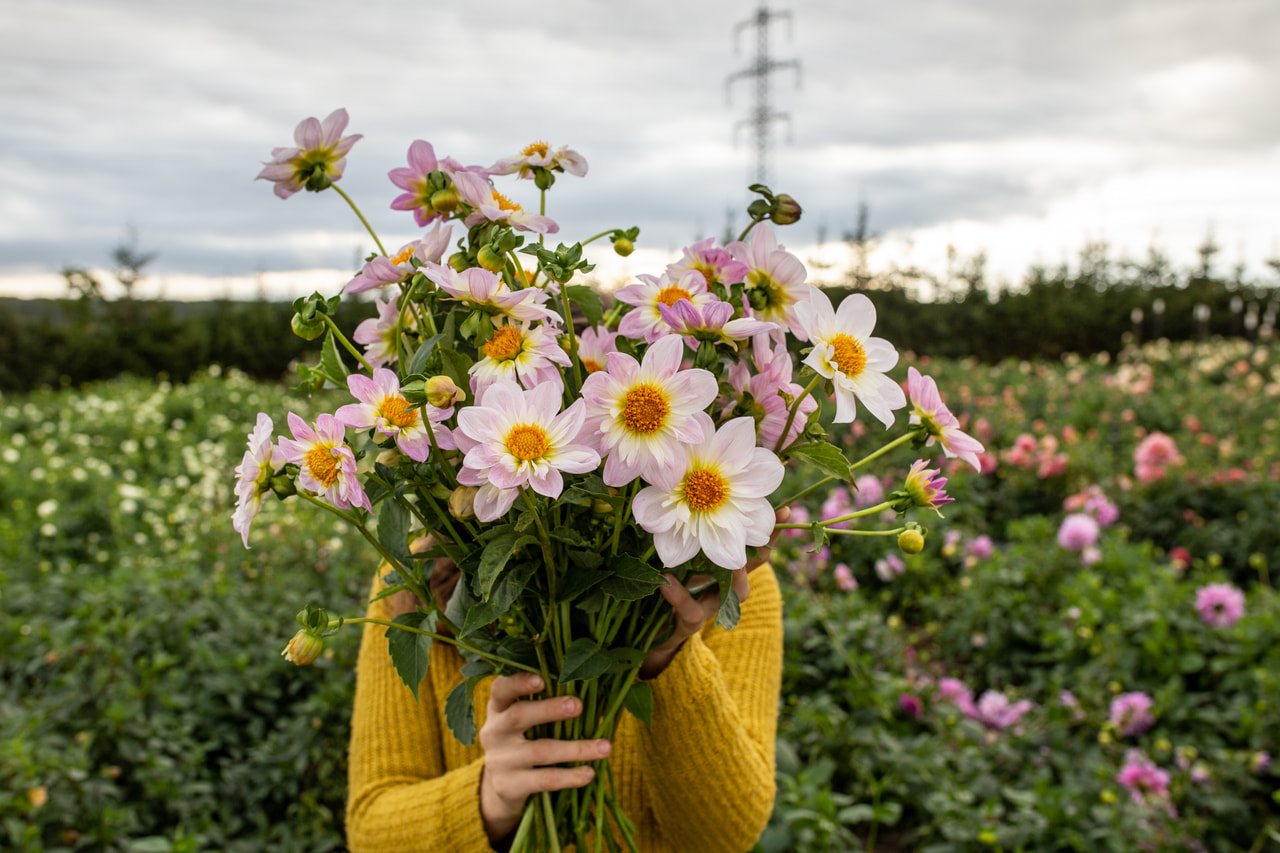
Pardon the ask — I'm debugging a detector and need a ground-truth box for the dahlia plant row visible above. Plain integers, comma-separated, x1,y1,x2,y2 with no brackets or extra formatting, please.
232,108,981,850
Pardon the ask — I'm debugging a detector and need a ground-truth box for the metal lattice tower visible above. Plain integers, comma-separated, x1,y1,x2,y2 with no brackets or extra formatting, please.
726,3,801,185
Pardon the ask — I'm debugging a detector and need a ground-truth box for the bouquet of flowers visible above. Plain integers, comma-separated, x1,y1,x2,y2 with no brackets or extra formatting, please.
233,108,982,852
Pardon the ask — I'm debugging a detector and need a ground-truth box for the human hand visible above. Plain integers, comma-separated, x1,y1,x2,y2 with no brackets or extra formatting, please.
638,506,790,680
478,672,612,844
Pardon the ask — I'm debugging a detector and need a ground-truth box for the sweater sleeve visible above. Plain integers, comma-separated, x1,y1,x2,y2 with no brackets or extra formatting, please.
639,563,783,853
345,581,496,853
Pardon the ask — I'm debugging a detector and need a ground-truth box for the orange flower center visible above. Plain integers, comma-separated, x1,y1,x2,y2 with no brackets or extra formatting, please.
522,140,550,157
657,286,693,307
682,468,730,512
304,446,340,488
379,394,419,428
505,424,549,461
390,245,416,265
493,192,523,213
484,326,524,360
830,333,867,377
693,264,717,288
622,384,670,434
582,357,603,374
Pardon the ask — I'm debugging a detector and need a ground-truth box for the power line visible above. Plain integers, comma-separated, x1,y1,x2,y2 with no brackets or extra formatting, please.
726,3,801,185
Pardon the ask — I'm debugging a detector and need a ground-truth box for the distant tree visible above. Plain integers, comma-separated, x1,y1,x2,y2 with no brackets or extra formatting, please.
112,225,159,300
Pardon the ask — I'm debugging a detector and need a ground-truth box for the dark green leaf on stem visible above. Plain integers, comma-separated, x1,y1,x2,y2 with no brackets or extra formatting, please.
445,674,485,745
387,612,436,702
605,647,644,674
599,555,668,601
716,585,741,630
623,682,654,728
788,442,853,483
378,500,412,569
560,638,612,682
407,333,445,376
566,285,604,326
320,329,350,381
478,532,540,599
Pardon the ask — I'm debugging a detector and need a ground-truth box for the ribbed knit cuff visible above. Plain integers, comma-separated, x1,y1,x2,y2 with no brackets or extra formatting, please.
442,758,496,853
648,632,722,716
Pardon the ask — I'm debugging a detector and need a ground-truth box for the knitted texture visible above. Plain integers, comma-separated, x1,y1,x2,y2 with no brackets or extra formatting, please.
346,565,783,853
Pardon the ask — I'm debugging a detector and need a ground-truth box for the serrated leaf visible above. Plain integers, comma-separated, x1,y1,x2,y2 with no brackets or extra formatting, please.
320,329,350,382
559,638,612,683
407,332,445,375
716,584,741,630
598,555,668,602
787,441,854,482
605,647,644,674
437,347,473,390
623,681,653,728
369,582,410,604
555,559,608,603
378,500,412,569
566,284,604,326
550,526,592,549
570,550,604,571
445,675,483,745
387,612,435,701
478,532,539,599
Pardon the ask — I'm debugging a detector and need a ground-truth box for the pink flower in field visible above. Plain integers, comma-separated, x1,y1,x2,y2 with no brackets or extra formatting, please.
1117,750,1171,806
489,140,588,181
821,487,853,530
344,224,452,294
1064,484,1119,526
1059,690,1086,721
969,690,1034,730
335,368,453,462
425,264,559,326
906,367,985,472
1195,583,1245,628
725,223,810,341
1134,432,1183,484
454,380,600,522
1110,692,1156,737
581,335,719,488
1057,513,1100,552
576,326,619,375
658,297,777,351
875,552,906,582
1252,751,1271,773
666,237,749,291
256,108,362,199
899,693,924,718
469,321,570,393
352,296,413,369
458,181,559,234
720,335,817,450
388,139,490,227
852,474,885,508
782,504,810,538
967,534,994,560
1168,546,1192,571
232,413,284,548
277,413,371,513
834,563,858,591
1037,452,1068,479
632,414,784,569
936,678,976,716
898,459,954,516
615,270,717,344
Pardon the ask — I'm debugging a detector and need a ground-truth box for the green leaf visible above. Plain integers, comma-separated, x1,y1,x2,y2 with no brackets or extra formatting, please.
598,555,668,602
478,532,540,600
566,284,604,326
407,332,445,375
550,526,592,549
556,559,609,603
387,612,436,702
716,584,742,630
378,500,412,569
320,329,350,382
437,347,473,391
559,637,613,682
622,681,653,728
369,582,410,604
788,441,854,482
445,674,484,745
605,647,645,674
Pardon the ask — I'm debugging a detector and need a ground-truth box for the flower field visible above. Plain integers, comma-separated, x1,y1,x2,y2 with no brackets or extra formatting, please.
3,337,1279,852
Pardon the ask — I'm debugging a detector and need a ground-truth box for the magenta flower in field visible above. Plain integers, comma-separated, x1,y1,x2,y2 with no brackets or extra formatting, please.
898,459,954,516
906,367,985,472
1116,750,1171,806
615,269,717,344
454,380,600,522
1134,431,1183,484
833,563,858,591
256,108,362,199
936,677,976,716
425,264,559,326
725,223,810,341
489,140,588,180
277,413,371,513
657,297,777,351
899,693,924,718
852,473,885,508
665,237,749,291
970,690,1034,730
336,368,454,463
874,552,906,582
388,139,491,227
1195,582,1245,628
1057,513,1100,552
632,413,784,569
232,413,284,548
1110,691,1156,737
795,287,906,427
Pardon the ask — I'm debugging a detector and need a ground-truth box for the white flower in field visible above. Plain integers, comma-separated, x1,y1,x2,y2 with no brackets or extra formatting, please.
2,448,18,463
37,499,59,518
40,523,57,537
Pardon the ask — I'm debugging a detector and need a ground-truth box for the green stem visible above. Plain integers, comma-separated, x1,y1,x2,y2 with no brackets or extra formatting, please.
509,802,536,853
580,229,618,247
849,428,924,472
736,216,765,243
772,474,837,511
340,617,540,673
558,284,584,395
773,373,824,454
331,183,388,256
321,314,374,373
540,791,563,853
609,482,638,556
774,500,897,529
296,490,408,573
823,526,908,538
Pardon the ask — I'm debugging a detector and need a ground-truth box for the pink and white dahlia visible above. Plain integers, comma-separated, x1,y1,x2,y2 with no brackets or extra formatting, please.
631,414,784,569
666,237,749,291
388,139,491,227
657,298,777,351
969,690,1034,730
580,334,719,488
1195,582,1245,628
232,413,284,548
898,459,954,515
722,335,819,450
936,677,977,716
424,264,560,326
1057,513,1100,552
352,296,415,369
276,413,371,512
1110,692,1156,737
470,321,570,392
489,140,588,180
833,563,858,591
455,380,600,522
344,224,452,294
1116,750,1172,806
795,287,906,427
726,223,810,340
1134,431,1183,484
335,368,454,462
614,270,717,344
458,181,559,234
906,367,985,471
576,325,619,375
256,108,362,199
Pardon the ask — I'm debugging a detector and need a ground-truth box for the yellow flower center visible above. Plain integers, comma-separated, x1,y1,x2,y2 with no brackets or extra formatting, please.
657,286,693,307
379,394,419,429
682,468,730,513
830,333,868,377
522,140,550,157
493,191,523,213
304,446,340,488
390,245,416,265
622,384,670,434
484,326,524,360
693,264,717,288
505,424,549,461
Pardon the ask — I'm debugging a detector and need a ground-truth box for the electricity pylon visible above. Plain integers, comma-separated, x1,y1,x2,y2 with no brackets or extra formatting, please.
726,3,801,186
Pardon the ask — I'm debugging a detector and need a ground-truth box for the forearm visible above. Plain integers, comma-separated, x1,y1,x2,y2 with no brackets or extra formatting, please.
347,759,495,853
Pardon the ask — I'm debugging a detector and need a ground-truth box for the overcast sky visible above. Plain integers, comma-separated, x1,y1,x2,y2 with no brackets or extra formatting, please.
2,0,1278,299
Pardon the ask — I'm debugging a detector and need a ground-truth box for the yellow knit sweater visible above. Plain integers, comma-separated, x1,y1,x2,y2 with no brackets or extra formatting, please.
345,564,783,853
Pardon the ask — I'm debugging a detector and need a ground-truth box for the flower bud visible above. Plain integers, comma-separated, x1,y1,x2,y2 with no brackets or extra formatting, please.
591,498,613,516
376,448,402,468
448,486,479,522
477,245,506,273
898,529,925,555
291,312,325,341
282,628,324,666
429,187,459,214
448,252,470,273
770,193,803,225
612,237,634,257
426,375,466,408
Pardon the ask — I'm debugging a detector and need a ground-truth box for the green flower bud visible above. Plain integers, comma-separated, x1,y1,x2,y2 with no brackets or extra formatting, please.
477,245,505,273
426,375,466,408
448,252,470,273
448,486,479,522
429,187,459,214
770,193,803,225
282,628,324,666
898,529,925,555
612,237,634,257
291,312,325,341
